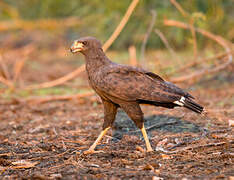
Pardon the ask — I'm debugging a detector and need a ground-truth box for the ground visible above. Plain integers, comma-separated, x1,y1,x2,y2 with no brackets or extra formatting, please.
0,48,233,179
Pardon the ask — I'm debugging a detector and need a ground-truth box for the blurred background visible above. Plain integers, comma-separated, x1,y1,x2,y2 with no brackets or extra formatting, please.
0,0,233,99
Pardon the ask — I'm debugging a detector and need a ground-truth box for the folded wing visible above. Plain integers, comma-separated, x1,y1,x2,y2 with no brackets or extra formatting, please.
97,66,187,103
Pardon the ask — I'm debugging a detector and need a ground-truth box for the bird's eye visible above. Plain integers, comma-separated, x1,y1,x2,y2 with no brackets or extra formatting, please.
82,41,87,45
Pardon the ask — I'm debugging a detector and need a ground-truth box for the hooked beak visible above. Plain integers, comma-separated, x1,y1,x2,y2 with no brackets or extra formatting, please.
70,42,84,53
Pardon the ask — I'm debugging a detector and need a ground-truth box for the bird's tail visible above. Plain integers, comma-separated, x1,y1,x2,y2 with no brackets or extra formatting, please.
183,98,203,114
174,96,203,114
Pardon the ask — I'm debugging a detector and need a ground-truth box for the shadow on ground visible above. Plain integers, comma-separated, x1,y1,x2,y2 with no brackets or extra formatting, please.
112,110,203,141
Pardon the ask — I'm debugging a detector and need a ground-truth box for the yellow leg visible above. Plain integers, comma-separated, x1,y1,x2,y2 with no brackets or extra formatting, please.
141,124,153,152
83,127,110,154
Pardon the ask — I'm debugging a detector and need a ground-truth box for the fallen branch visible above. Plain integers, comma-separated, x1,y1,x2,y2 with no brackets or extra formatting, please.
164,19,232,83
25,64,86,90
140,10,157,68
24,0,139,90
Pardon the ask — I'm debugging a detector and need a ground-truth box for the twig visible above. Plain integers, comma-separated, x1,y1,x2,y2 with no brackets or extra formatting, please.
0,55,11,80
164,19,232,83
102,0,139,51
0,76,13,88
164,20,231,51
13,58,27,83
189,18,198,59
25,64,86,90
140,10,157,68
170,0,189,17
170,0,197,60
168,50,234,76
24,0,139,90
154,29,180,63
161,140,234,154
128,45,137,66
13,44,35,84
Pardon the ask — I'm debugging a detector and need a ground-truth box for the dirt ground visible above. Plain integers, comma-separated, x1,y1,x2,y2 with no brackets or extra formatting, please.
0,72,233,180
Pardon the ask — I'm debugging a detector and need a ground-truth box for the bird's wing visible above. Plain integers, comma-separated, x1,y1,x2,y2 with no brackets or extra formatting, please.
142,71,194,99
96,65,191,103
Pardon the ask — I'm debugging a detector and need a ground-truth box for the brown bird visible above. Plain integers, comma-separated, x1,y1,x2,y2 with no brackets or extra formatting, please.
70,36,203,154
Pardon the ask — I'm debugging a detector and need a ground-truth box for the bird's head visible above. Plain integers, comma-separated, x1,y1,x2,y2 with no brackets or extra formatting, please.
70,36,102,55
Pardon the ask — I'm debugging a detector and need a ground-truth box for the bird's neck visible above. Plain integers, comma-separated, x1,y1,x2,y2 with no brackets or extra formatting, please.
84,48,112,74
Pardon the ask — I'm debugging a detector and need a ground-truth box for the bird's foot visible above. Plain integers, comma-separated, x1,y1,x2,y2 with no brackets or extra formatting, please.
83,149,105,155
146,146,154,153
147,149,154,153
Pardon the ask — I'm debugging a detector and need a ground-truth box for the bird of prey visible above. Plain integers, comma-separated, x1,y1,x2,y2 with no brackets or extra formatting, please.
70,36,203,154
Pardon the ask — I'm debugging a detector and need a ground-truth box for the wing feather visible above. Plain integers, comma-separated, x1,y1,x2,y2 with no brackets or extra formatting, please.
95,65,188,104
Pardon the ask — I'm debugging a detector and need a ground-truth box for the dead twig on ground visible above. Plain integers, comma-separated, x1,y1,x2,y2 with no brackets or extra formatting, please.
25,0,139,91
162,140,234,154
140,10,157,68
25,65,86,90
164,19,232,83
